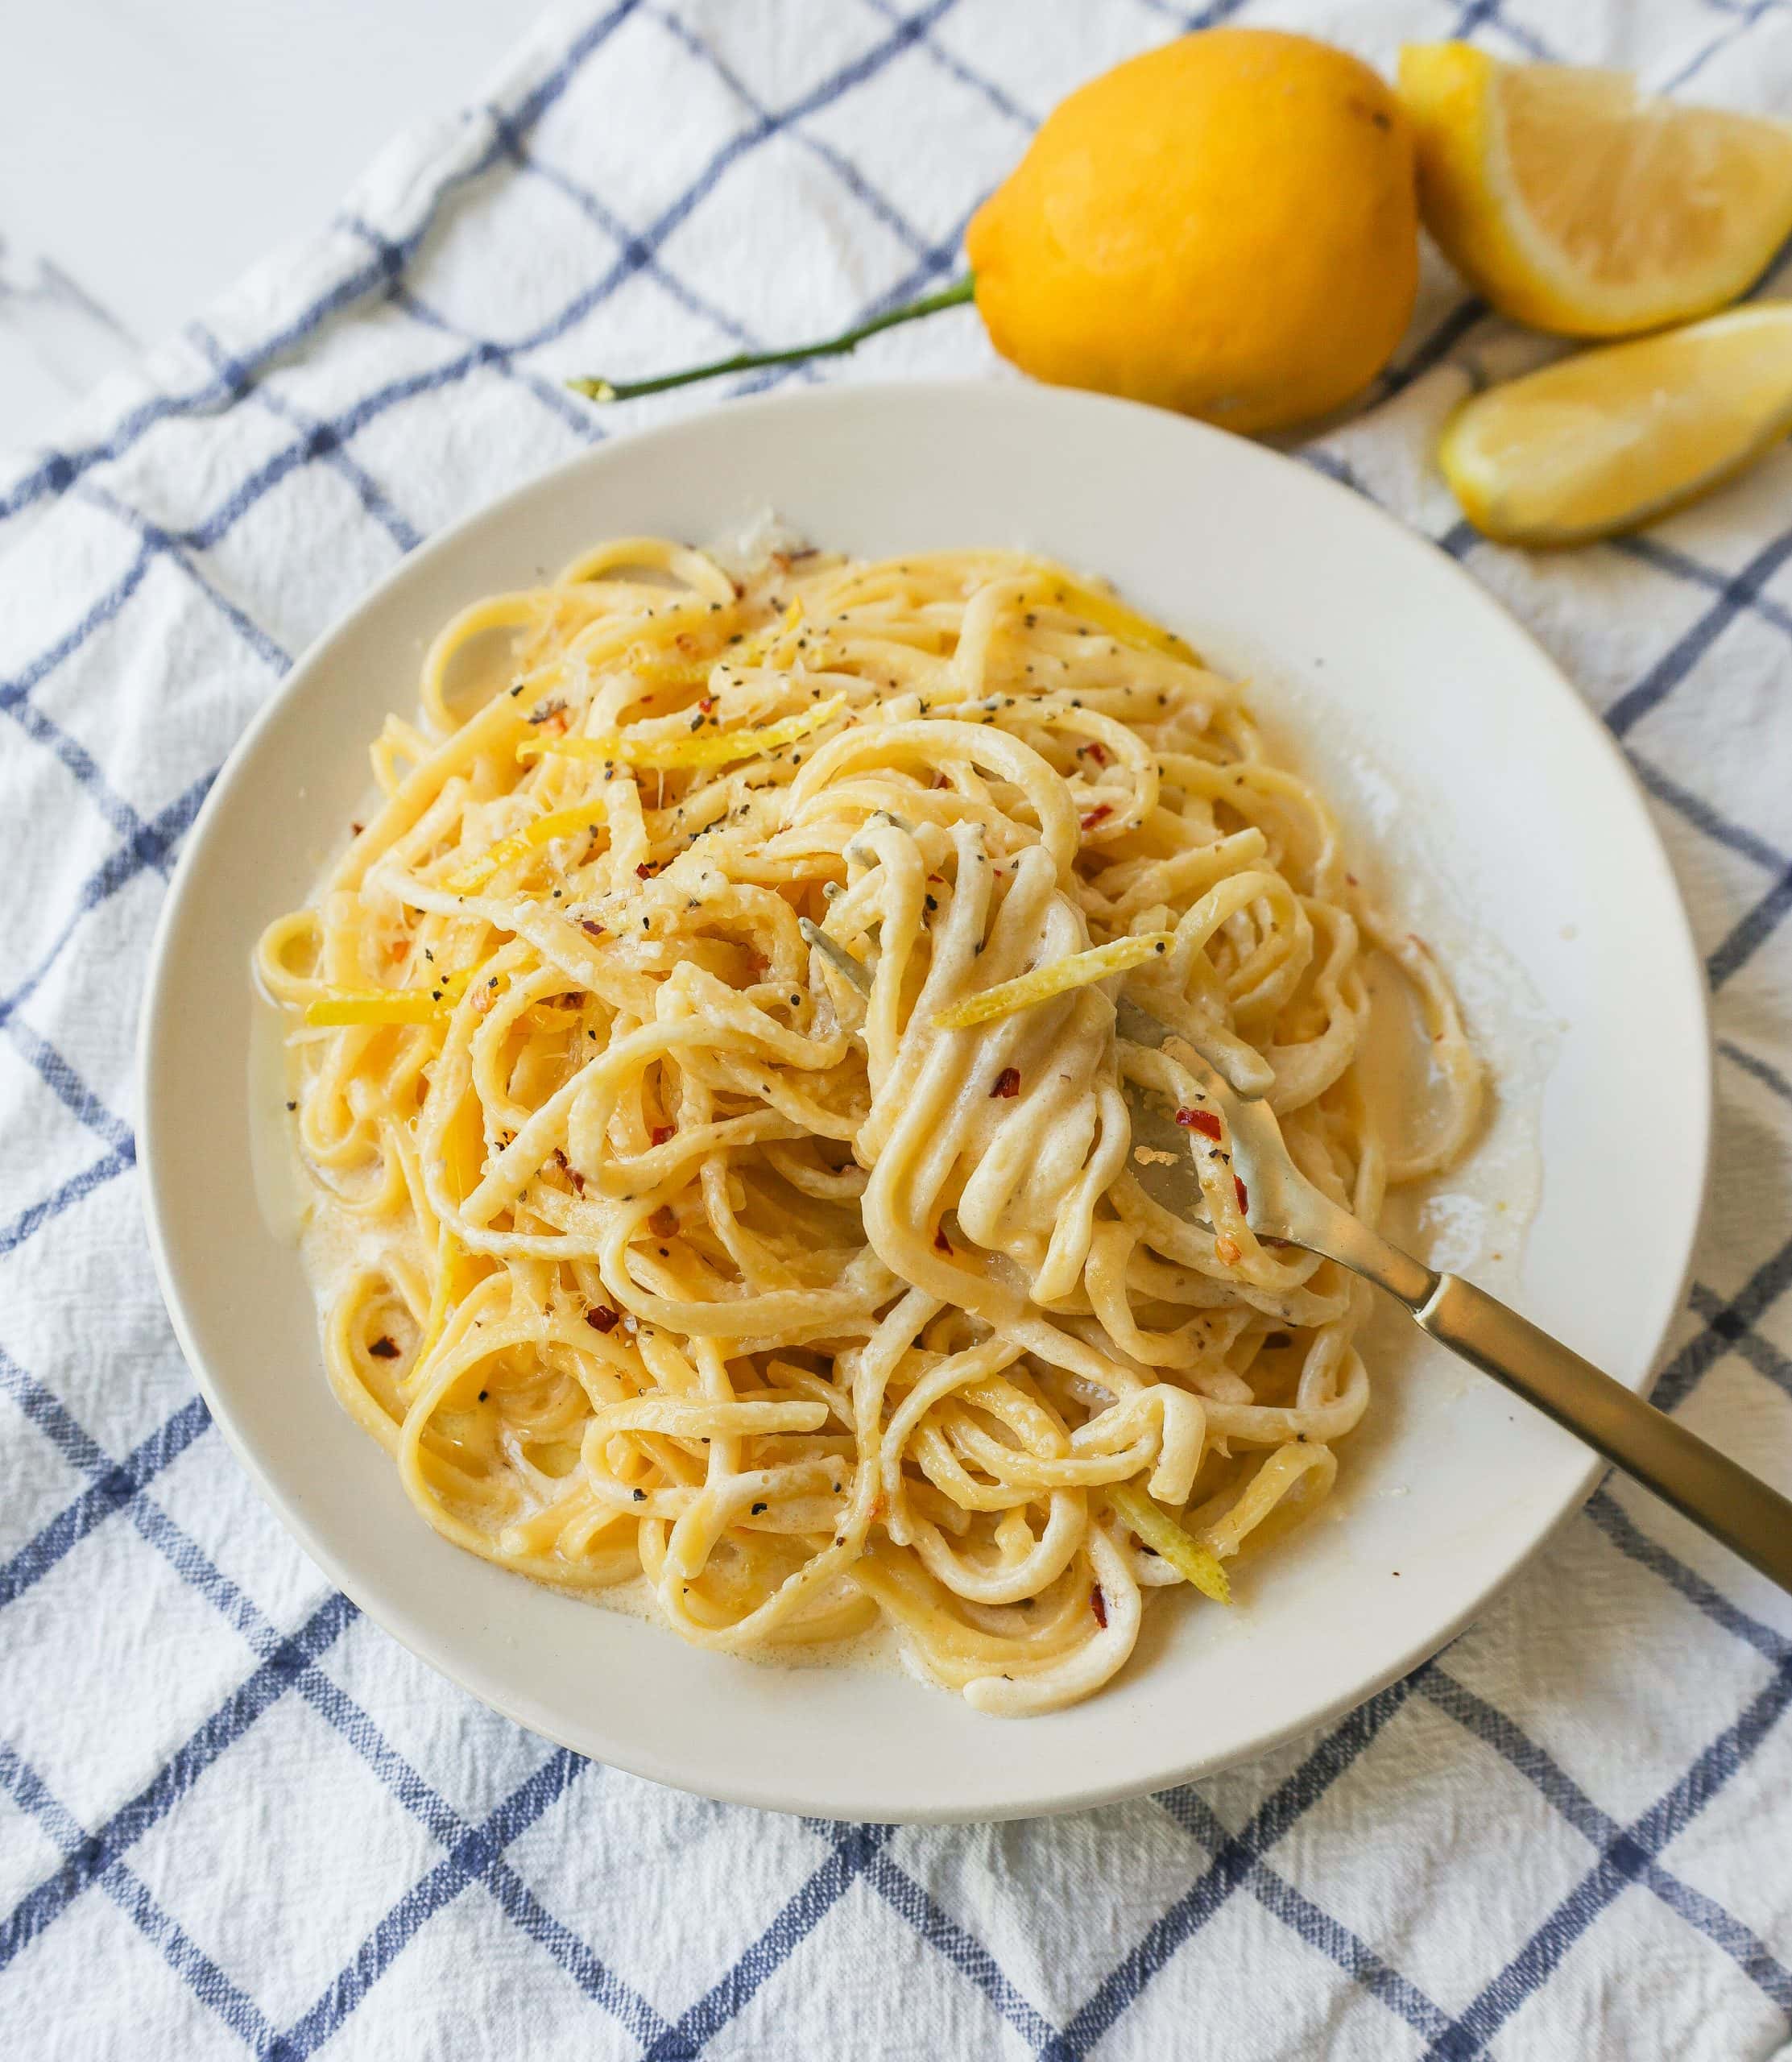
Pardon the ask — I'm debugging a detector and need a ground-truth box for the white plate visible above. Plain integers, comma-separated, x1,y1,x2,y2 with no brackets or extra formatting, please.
139,380,1710,1822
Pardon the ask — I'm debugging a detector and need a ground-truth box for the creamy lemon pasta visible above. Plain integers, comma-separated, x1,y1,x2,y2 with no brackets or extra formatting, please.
256,534,1482,1715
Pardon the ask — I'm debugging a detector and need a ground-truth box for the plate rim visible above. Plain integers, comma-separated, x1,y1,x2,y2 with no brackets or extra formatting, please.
138,376,1713,1820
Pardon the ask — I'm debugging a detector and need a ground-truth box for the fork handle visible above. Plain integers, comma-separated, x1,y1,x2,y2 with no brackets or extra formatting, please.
1417,1274,1792,1593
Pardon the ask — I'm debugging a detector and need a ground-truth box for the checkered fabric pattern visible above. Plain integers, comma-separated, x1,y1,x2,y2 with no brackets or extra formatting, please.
2,1,1791,2054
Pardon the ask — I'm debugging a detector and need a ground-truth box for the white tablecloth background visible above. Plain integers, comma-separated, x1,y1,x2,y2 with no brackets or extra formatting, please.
3,2,1791,2055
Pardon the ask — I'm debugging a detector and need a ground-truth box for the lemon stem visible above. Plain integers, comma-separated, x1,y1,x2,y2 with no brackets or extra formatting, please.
568,276,977,404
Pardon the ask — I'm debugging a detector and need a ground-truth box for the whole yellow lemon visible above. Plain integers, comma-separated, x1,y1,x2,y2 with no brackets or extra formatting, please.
966,30,1419,434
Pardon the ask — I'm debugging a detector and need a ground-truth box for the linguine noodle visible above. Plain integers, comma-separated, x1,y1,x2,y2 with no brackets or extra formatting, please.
256,535,1482,1715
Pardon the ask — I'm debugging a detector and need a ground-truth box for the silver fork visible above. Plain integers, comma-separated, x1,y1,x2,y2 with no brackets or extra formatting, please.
1115,998,1792,1594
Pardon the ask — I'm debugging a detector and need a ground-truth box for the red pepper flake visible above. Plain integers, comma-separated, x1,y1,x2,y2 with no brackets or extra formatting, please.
1085,740,1108,766
586,1306,620,1334
1091,1584,1108,1628
1175,1107,1222,1141
1081,804,1112,830
368,1335,400,1360
991,1067,1020,1099
933,1227,953,1255
550,1146,585,1195
699,696,715,713
650,1124,675,1146
649,1205,678,1238
1235,1176,1249,1215
350,821,365,838
636,861,660,879
579,918,605,939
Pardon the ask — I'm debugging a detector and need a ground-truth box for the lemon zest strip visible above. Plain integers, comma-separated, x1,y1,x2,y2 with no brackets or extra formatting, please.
1109,1482,1231,1604
519,694,846,772
1033,577,1197,662
933,933,1173,1031
444,805,605,893
304,970,471,1027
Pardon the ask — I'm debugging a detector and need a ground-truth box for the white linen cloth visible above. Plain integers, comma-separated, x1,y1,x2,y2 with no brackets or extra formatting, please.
2,2,1791,2056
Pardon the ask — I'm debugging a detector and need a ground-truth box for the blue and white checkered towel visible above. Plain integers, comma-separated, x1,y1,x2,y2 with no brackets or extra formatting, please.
4,2,1792,2055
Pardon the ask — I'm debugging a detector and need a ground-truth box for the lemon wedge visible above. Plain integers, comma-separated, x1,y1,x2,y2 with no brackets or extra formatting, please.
1439,304,1792,545
1399,44,1792,335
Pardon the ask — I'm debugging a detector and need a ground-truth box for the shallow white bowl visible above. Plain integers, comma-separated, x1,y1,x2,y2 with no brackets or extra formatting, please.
139,380,1709,1822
